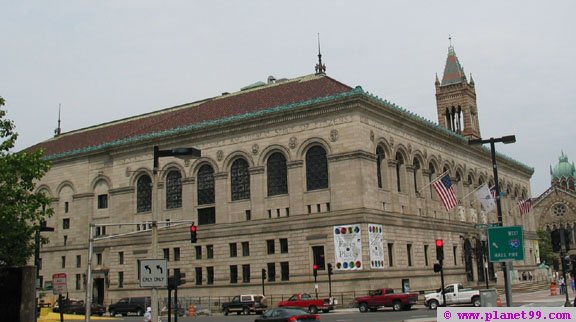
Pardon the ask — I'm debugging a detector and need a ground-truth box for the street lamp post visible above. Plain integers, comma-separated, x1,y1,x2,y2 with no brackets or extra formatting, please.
469,135,515,307
35,220,54,322
151,146,200,322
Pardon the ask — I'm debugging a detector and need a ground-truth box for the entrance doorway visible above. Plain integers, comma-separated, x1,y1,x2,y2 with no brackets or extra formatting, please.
93,278,104,305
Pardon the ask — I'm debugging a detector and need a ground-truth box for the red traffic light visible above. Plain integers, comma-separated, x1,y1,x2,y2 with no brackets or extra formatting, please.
435,239,443,247
313,264,318,270
190,225,198,243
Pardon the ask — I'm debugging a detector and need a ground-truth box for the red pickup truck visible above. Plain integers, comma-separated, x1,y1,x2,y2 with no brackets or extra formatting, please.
278,293,336,314
354,288,419,312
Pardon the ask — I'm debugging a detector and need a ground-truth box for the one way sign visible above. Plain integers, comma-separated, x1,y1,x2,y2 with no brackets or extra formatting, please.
140,259,167,288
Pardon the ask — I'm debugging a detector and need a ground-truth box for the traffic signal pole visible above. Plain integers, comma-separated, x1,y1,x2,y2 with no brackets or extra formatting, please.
313,265,318,299
261,269,266,296
440,258,446,307
436,239,446,306
327,263,333,298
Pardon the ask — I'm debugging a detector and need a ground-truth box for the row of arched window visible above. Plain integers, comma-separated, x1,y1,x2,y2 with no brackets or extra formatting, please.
136,147,329,213
375,145,529,201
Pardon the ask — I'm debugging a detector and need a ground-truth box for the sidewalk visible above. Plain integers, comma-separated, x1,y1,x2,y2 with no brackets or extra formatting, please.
510,289,573,305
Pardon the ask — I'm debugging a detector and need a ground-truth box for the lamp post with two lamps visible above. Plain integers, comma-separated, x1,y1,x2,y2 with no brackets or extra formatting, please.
468,135,516,307
150,146,201,322
83,146,200,321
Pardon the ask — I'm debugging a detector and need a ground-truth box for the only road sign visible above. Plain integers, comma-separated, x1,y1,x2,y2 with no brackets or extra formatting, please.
487,226,524,262
140,259,167,288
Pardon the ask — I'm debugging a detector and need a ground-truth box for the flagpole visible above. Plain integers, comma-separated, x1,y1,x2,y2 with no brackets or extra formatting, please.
462,183,487,201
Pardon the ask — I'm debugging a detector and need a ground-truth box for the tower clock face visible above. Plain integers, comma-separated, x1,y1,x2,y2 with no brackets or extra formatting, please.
553,203,566,216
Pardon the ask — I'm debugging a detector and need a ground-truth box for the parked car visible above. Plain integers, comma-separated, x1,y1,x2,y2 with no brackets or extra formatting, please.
222,294,267,315
254,307,320,322
424,283,481,309
277,293,336,314
52,300,106,316
108,297,151,316
354,288,419,312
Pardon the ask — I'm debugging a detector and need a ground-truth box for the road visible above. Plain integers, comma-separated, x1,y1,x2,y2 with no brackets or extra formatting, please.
107,308,437,322
68,289,571,322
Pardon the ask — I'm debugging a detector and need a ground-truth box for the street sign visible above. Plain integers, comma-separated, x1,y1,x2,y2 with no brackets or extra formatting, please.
474,223,499,229
487,226,524,262
140,259,167,287
52,273,67,295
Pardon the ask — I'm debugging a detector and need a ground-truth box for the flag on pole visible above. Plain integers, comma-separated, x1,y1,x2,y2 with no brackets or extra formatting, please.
432,173,458,210
490,185,497,200
518,199,532,215
475,183,496,213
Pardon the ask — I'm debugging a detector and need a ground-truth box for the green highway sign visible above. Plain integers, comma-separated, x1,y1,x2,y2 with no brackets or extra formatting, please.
487,226,524,262
474,223,499,229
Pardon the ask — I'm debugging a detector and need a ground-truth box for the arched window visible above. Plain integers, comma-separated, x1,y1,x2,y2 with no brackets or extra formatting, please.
428,163,436,198
197,164,215,205
376,146,385,189
395,152,404,192
413,158,421,195
306,145,329,191
165,170,182,209
137,175,152,213
231,158,250,201
267,152,288,196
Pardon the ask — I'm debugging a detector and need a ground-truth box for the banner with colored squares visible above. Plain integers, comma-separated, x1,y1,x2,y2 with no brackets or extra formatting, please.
333,225,363,270
368,224,385,269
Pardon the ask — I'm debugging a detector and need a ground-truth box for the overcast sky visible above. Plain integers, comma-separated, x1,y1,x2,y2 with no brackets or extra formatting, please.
1,1,574,197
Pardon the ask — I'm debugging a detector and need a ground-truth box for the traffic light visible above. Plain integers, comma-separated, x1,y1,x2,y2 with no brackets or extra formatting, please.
327,263,333,276
313,264,318,277
262,268,267,281
435,239,444,261
190,225,197,243
551,229,561,252
433,263,442,273
565,229,571,252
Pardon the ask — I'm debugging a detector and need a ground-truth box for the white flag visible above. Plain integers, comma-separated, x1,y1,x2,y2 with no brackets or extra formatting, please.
474,183,496,213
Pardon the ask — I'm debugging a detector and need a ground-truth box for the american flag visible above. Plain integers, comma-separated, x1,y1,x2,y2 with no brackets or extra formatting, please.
518,199,532,215
432,173,458,210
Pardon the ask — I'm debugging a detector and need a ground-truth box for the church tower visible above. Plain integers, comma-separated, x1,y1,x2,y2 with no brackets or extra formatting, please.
435,44,481,139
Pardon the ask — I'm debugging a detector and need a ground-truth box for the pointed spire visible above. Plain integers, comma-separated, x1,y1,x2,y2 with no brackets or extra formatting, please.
440,37,466,86
54,103,62,137
435,73,440,86
315,33,326,75
469,73,475,85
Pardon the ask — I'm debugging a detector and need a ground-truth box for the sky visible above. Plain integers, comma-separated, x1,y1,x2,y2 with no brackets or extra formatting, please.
1,1,574,197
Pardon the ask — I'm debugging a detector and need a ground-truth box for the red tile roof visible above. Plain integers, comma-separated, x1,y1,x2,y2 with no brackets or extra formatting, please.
27,75,352,158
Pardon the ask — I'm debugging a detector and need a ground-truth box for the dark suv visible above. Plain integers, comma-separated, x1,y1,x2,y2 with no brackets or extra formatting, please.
222,294,267,315
108,297,150,316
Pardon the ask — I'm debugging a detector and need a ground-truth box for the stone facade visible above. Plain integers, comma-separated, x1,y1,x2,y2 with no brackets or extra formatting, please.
32,62,535,306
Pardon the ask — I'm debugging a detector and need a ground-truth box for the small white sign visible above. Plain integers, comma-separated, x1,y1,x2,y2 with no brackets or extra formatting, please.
140,259,167,288
52,273,67,295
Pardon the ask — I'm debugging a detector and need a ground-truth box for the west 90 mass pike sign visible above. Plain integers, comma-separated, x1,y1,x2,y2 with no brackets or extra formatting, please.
487,226,524,262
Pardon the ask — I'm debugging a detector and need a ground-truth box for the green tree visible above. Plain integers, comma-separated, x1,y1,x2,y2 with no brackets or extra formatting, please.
537,229,555,266
0,96,53,267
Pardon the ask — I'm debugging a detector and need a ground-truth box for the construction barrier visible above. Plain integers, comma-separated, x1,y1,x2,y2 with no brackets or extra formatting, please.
550,283,557,296
188,304,195,317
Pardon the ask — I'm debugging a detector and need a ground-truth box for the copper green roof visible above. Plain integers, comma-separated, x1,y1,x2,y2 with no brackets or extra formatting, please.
551,151,576,179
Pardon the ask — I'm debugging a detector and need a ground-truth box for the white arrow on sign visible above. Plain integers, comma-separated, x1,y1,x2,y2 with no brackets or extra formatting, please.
140,259,167,288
